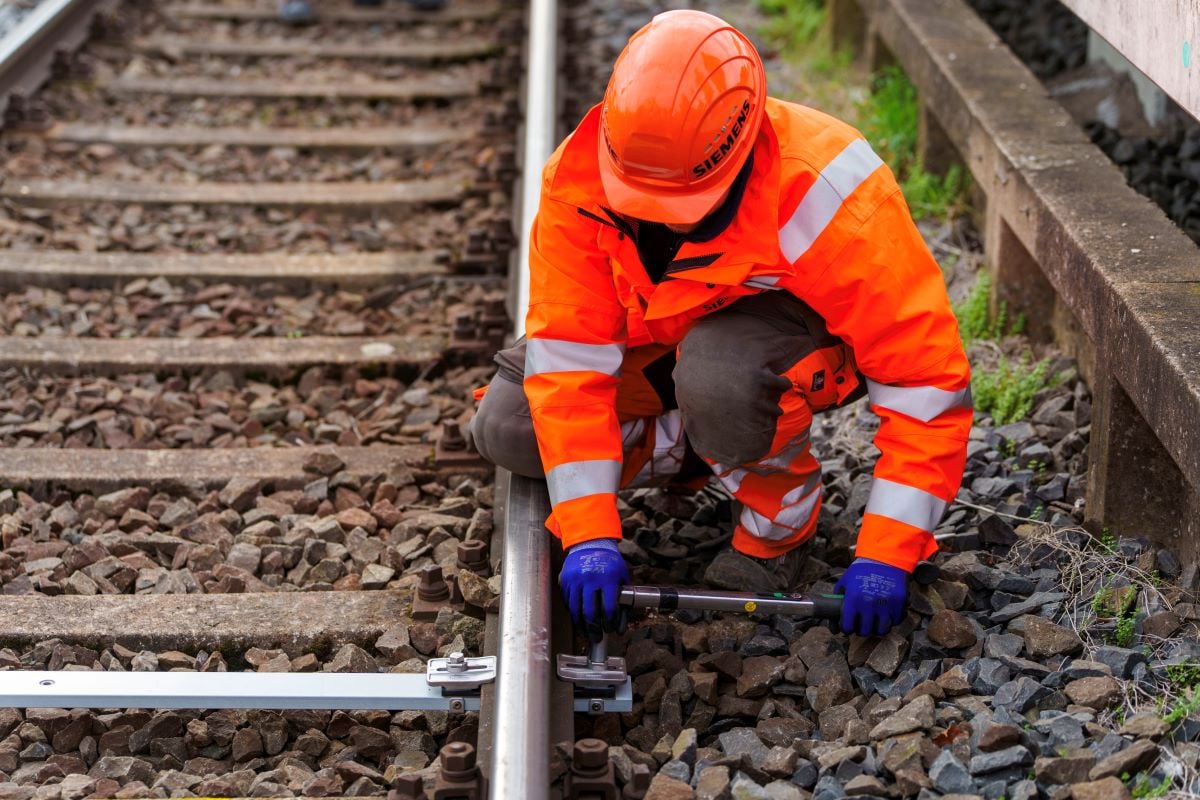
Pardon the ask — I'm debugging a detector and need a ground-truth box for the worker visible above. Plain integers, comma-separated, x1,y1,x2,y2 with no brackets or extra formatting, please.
469,10,971,640
279,0,446,25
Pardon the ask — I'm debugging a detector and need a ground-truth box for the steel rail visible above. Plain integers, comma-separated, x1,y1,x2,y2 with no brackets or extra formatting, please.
489,0,560,797
0,0,106,129
512,0,558,338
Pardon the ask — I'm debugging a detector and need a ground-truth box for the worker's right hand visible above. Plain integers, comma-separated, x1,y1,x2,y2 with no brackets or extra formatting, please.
560,539,629,637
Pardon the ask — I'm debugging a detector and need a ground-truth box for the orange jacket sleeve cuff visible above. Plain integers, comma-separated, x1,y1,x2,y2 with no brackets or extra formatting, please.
545,493,623,549
854,512,938,573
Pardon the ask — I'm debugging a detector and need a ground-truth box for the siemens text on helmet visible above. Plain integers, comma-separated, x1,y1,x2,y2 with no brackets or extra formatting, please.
692,99,753,178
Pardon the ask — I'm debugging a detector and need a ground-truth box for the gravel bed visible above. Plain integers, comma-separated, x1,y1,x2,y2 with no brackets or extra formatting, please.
109,55,489,85
559,365,1200,798
0,278,502,339
0,362,489,449
0,200,504,254
964,0,1087,80
0,458,495,597
165,17,497,45
2,139,474,184
39,81,495,128
0,637,484,798
0,2,509,796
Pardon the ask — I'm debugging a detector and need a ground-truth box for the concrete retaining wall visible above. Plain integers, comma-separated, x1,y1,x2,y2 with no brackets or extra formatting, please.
828,0,1200,562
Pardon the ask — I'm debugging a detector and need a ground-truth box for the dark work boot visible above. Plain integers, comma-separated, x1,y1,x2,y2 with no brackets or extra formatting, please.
703,544,809,593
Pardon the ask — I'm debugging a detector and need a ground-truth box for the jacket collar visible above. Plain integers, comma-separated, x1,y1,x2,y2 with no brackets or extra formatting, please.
667,121,783,283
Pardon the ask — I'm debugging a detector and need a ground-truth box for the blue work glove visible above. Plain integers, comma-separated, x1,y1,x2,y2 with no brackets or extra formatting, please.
560,539,630,637
835,557,909,637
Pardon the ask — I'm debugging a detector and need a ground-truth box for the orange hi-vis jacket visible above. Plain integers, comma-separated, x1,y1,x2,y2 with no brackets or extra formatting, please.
525,98,972,572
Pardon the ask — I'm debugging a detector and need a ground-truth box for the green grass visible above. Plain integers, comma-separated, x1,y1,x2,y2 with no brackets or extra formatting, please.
755,0,859,123
961,272,1050,425
1112,612,1136,648
955,274,993,342
954,273,1026,344
972,354,1053,425
758,0,825,54
1091,582,1137,646
1166,661,1200,689
756,0,852,79
1161,687,1200,727
756,7,966,219
1130,773,1172,800
857,67,968,220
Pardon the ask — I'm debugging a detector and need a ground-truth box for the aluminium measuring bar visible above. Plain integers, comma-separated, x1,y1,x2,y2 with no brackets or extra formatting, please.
0,670,627,713
0,671,481,711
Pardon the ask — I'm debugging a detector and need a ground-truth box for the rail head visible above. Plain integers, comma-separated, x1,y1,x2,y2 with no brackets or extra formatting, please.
490,0,561,798
512,0,559,338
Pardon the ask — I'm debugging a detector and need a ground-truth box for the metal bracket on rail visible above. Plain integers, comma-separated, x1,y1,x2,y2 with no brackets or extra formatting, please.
426,652,497,712
556,640,633,715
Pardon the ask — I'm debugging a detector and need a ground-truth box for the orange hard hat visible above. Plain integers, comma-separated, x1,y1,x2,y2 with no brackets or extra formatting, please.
598,10,767,225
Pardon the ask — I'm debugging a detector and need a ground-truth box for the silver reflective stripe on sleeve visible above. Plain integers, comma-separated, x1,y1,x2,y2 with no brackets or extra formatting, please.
778,138,884,263
545,459,622,507
525,338,625,377
866,380,973,423
744,275,782,290
864,478,947,532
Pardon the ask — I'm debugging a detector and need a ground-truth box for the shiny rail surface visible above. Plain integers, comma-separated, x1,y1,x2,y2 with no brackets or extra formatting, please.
0,0,105,127
488,0,562,797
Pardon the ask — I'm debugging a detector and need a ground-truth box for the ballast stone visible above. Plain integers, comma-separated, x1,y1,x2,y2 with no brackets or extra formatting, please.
929,751,974,795
969,745,1033,775
644,773,694,800
1023,615,1084,658
718,728,770,768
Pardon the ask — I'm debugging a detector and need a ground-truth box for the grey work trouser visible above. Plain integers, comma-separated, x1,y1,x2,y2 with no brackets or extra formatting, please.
469,291,864,481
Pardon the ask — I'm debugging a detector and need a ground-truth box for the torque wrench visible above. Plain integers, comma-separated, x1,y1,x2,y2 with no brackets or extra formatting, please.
616,559,940,619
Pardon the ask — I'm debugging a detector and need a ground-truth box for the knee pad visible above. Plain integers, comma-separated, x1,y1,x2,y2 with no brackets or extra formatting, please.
675,332,788,466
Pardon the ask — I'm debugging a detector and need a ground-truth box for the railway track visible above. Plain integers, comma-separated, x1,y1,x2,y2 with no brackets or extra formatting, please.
0,1,540,797
0,1,1196,800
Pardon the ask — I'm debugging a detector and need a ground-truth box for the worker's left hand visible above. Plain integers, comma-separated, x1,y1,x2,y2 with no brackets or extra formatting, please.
560,539,630,637
835,557,908,637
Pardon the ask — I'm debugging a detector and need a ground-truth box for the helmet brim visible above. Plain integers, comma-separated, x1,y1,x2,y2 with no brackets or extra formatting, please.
597,157,738,225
